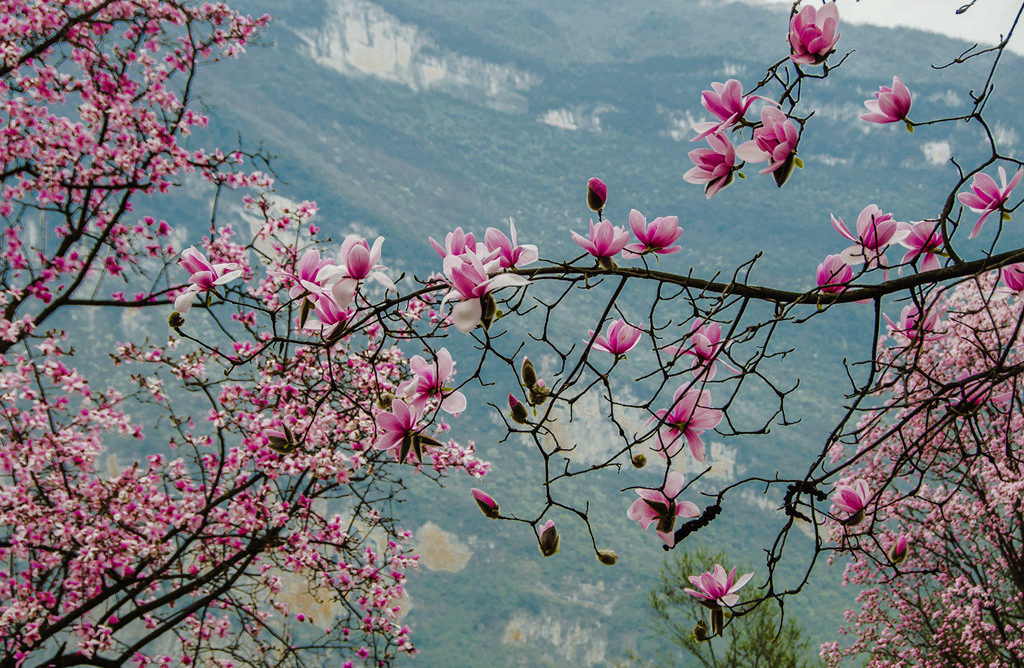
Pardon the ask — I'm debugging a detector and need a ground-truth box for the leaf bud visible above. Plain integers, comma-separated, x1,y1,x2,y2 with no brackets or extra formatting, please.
596,549,618,566
631,453,647,469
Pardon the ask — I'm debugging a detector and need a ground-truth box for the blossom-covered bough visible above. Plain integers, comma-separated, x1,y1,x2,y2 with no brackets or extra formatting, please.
5,0,1024,665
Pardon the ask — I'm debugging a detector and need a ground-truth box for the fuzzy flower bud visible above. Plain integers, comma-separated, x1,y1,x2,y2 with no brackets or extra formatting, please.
537,520,560,557
509,393,529,424
587,177,607,213
471,488,500,519
596,550,618,566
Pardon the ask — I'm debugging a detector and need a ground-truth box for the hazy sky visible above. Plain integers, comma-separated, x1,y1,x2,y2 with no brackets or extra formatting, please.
747,0,1024,55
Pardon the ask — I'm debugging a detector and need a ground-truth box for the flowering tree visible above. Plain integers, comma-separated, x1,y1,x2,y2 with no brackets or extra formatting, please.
821,274,1024,666
6,0,1024,665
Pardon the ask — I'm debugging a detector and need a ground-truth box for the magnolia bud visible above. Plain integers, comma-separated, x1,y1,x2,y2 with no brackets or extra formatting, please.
537,520,560,557
480,292,497,331
843,509,865,527
692,619,709,642
377,392,394,411
888,535,910,566
710,607,724,636
168,312,185,328
509,393,529,424
471,488,500,519
520,357,538,389
587,177,607,213
596,549,618,566
265,426,297,455
631,453,647,469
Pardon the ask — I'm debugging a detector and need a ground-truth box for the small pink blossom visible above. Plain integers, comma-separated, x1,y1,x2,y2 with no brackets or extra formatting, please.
1000,263,1024,295
816,254,853,294
684,564,754,608
691,79,764,141
832,479,871,516
622,209,682,258
884,304,941,343
373,398,425,453
735,107,800,183
861,76,912,125
484,220,538,269
397,347,467,414
664,319,737,380
649,384,722,462
831,204,909,274
626,471,700,547
440,253,529,332
587,177,607,212
330,235,396,307
898,220,943,273
957,166,1022,239
587,319,642,356
683,132,737,199
789,2,841,65
571,219,630,263
429,227,482,259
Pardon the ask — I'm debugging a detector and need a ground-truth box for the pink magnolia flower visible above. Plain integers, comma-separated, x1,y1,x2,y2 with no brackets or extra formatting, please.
372,398,425,453
816,254,853,294
587,177,607,212
1000,263,1024,295
684,564,754,608
536,519,560,556
957,166,1023,239
861,76,912,125
484,220,538,269
587,319,642,356
649,384,722,461
429,226,482,259
286,248,336,304
330,235,396,307
305,294,351,336
622,209,683,258
571,219,630,263
397,347,467,414
735,107,800,183
664,319,738,380
691,79,763,141
832,479,871,516
174,246,243,313
683,132,737,199
471,488,500,519
789,2,840,65
884,304,941,343
831,204,909,274
898,220,943,273
626,471,700,547
440,252,530,332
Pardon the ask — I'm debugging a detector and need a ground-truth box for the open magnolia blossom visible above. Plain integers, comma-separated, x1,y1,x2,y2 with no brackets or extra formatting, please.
439,252,530,332
957,166,1023,239
684,131,737,198
831,204,909,275
860,76,912,125
626,471,699,547
648,384,722,462
684,564,755,608
571,219,630,262
398,347,467,415
485,220,538,269
897,220,943,273
691,79,764,141
788,1,840,65
329,234,396,307
174,246,243,313
587,319,642,356
622,209,683,257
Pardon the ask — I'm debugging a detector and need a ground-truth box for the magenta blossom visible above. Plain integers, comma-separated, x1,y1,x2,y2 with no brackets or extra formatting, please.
884,304,941,343
691,79,764,141
861,76,912,125
626,471,700,547
587,177,608,212
623,209,682,258
648,384,722,461
286,248,336,305
372,398,425,453
789,2,840,65
831,204,909,274
571,219,630,264
735,107,800,183
587,319,642,356
305,294,351,336
832,479,871,517
898,220,943,273
174,246,243,313
816,254,854,294
429,226,482,259
664,319,738,380
330,235,396,307
684,564,754,608
484,219,538,269
957,166,1023,239
684,132,737,199
1000,263,1024,296
440,252,530,333
397,347,467,415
